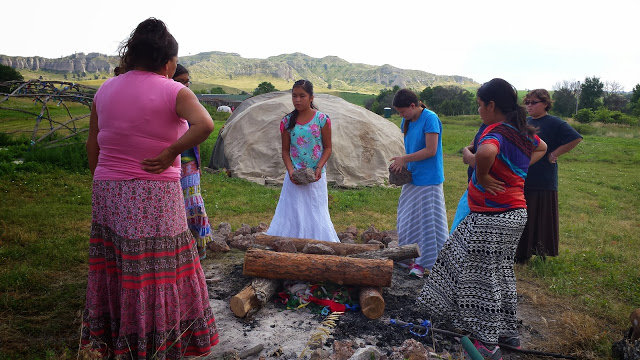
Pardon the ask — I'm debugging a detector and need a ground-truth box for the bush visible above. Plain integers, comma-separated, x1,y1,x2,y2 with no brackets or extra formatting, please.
571,123,597,135
575,109,594,123
0,64,24,93
22,142,88,172
608,111,637,126
594,107,613,124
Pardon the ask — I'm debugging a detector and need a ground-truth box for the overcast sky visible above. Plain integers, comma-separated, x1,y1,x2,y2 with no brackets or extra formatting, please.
3,0,639,91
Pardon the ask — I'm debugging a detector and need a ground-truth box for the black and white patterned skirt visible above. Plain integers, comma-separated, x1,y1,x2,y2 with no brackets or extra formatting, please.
417,208,527,344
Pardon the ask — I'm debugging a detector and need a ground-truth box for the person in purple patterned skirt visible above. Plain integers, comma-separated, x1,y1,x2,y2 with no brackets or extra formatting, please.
82,18,218,359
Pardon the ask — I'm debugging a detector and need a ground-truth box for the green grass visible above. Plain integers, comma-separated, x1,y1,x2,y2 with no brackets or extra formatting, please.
323,91,375,107
0,111,639,359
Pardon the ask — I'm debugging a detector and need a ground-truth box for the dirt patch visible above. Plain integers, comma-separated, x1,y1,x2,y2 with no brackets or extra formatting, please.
200,249,603,359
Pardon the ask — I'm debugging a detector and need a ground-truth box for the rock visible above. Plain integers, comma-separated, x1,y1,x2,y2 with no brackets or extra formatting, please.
302,243,336,255
612,337,640,360
392,339,429,360
337,232,354,242
273,239,297,253
345,225,358,236
340,235,355,244
381,230,398,245
291,168,316,184
251,222,269,234
207,234,231,252
234,223,252,236
221,350,240,360
361,224,384,243
217,222,232,237
310,348,331,360
229,234,255,250
388,166,412,186
387,240,399,248
348,346,384,360
331,340,356,360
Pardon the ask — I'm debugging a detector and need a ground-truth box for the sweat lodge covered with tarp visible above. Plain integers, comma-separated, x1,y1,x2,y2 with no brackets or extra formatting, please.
208,91,405,187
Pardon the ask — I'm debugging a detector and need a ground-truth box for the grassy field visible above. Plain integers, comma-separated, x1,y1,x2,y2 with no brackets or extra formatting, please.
1,101,639,358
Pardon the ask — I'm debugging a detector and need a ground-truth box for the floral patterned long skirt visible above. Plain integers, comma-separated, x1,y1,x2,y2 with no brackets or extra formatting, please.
80,180,218,359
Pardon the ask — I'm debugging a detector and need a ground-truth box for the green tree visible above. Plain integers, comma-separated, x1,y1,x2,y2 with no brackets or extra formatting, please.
602,81,628,112
0,64,24,93
629,84,640,116
419,85,475,115
578,76,604,110
551,80,580,116
210,87,226,94
253,81,277,96
365,86,399,115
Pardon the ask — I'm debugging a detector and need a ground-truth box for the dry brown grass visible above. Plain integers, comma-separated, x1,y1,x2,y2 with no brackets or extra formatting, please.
516,276,617,359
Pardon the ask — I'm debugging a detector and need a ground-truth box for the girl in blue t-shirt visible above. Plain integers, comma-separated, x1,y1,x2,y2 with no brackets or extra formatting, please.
389,89,448,277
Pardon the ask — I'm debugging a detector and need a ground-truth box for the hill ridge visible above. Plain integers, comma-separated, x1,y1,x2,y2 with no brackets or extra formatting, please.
0,51,477,92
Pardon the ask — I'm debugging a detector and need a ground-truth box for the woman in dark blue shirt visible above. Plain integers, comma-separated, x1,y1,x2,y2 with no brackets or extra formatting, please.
515,89,582,263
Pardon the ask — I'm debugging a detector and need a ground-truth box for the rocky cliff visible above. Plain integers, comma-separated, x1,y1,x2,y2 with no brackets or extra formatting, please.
0,53,117,73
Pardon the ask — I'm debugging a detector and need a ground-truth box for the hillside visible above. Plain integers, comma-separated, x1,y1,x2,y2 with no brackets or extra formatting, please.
0,51,477,93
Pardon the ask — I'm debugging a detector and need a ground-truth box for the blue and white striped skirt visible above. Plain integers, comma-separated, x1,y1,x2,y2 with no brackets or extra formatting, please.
397,183,449,270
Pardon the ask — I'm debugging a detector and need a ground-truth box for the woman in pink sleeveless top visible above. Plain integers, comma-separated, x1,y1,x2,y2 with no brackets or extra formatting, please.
81,18,218,359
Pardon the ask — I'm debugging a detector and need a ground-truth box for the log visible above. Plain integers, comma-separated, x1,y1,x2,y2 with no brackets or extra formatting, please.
239,344,264,359
253,233,382,256
229,278,279,318
243,249,392,287
348,243,420,262
359,287,385,319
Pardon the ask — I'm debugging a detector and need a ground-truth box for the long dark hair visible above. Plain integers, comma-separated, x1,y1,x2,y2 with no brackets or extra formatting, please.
286,79,317,131
173,64,188,79
393,88,426,135
118,18,178,73
476,78,535,136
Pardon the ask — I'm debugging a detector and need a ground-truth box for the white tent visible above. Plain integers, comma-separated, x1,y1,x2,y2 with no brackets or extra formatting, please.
209,91,405,187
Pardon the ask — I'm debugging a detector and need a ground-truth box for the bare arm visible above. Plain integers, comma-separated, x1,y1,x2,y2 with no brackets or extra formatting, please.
281,129,296,178
86,103,99,175
529,139,548,165
141,88,214,174
548,138,581,163
462,145,476,167
390,133,439,172
474,143,505,195
314,123,332,181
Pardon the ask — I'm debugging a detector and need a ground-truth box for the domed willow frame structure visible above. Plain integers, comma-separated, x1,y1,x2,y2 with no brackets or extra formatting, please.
0,80,95,147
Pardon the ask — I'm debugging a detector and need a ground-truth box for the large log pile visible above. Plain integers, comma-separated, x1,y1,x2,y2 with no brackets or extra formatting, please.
222,222,420,320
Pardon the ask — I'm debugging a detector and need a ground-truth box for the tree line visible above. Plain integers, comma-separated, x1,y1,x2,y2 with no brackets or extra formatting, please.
363,77,640,126
363,85,477,117
552,77,639,125
4,65,637,126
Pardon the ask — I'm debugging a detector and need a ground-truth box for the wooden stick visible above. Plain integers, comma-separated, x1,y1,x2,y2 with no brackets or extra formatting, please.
348,243,420,262
253,233,382,256
243,249,392,287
